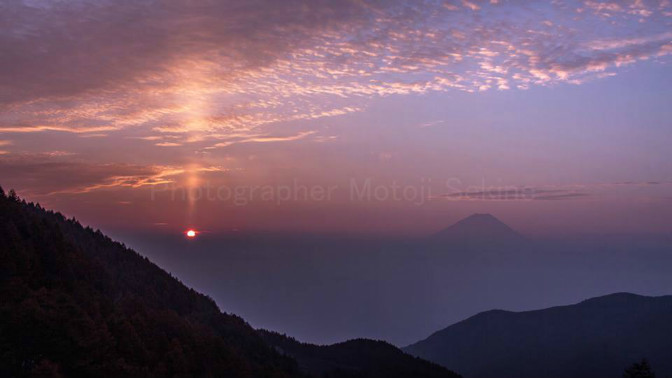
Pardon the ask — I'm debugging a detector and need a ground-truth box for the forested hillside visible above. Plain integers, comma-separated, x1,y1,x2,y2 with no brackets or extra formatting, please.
0,188,301,377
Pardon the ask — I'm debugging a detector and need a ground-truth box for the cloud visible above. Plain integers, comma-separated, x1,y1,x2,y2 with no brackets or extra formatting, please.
437,180,672,202
532,191,592,201
212,131,317,148
416,120,447,128
438,188,537,201
155,142,182,147
0,0,670,142
0,125,117,134
580,0,663,17
437,187,595,201
0,0,370,104
435,185,604,201
0,153,227,195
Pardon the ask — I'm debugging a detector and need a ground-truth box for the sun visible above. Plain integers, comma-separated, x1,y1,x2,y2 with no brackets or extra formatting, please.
186,229,197,238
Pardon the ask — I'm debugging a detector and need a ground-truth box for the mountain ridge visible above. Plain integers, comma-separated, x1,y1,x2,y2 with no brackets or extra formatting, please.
259,330,461,378
404,292,672,378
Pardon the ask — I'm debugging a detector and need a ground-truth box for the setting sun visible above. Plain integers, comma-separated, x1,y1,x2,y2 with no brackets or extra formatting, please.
186,229,197,238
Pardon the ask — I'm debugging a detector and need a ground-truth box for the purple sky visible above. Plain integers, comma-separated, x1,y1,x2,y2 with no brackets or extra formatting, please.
1,0,671,236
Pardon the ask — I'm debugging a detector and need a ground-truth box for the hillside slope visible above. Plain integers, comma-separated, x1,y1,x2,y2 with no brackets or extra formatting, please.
0,189,303,377
259,330,461,378
404,293,672,378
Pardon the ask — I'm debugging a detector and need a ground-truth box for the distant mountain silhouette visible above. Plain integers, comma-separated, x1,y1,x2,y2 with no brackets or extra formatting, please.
430,214,525,244
404,292,672,378
259,330,460,378
0,188,459,378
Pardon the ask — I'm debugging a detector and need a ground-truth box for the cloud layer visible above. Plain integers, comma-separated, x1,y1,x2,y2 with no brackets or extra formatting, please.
1,0,670,146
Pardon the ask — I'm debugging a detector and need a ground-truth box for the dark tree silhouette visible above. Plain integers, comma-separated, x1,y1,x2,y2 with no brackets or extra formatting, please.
0,188,301,377
259,330,461,378
624,359,655,378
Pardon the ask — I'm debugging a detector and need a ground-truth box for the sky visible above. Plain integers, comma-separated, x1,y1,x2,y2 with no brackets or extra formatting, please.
1,0,672,236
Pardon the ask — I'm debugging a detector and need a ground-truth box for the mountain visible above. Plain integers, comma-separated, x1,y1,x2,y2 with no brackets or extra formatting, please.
0,188,301,377
404,293,672,378
428,214,525,245
425,214,529,266
0,188,460,378
259,330,461,378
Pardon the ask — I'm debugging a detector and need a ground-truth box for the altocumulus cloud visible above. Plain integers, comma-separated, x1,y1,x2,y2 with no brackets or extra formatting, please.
0,0,670,146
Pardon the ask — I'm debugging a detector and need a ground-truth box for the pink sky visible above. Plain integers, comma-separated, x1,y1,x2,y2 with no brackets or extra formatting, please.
1,0,671,236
